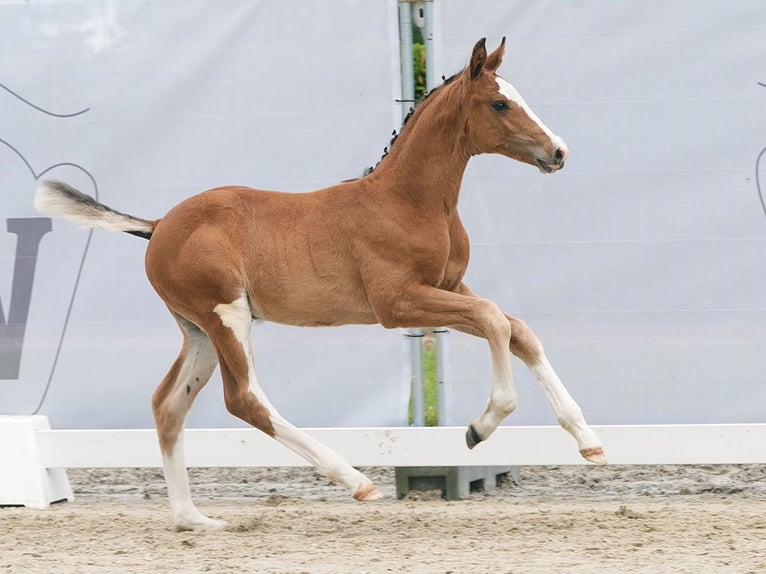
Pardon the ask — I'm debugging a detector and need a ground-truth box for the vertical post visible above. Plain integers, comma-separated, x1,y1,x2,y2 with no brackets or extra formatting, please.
406,329,425,427
422,1,438,92
398,1,415,120
399,1,424,427
434,328,449,426
423,1,450,429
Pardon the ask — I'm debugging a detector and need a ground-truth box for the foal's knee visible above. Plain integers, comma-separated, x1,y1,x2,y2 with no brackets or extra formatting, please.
477,299,512,342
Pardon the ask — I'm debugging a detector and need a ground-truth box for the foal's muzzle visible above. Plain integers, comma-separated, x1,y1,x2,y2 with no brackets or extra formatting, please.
536,144,568,174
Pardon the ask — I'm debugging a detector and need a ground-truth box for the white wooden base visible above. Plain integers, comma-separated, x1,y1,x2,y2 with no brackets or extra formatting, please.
0,416,73,508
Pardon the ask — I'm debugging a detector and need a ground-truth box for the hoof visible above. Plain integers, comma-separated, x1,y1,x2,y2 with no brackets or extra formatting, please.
465,424,483,450
580,447,608,465
174,515,227,532
353,483,384,501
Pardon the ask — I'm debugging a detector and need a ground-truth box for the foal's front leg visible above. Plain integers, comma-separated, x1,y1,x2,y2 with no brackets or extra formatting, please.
372,283,519,448
454,282,606,464
504,314,606,463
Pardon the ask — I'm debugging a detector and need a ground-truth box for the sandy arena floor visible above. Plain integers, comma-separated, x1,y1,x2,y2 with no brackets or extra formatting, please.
2,464,766,574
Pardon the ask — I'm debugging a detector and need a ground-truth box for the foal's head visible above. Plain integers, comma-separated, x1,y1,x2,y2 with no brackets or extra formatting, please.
461,37,568,174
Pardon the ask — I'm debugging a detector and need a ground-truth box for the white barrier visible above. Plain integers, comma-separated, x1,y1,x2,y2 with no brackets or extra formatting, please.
3,416,766,508
0,417,73,508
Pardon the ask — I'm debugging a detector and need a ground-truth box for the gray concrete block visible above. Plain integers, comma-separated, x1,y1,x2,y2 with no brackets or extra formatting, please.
395,466,517,501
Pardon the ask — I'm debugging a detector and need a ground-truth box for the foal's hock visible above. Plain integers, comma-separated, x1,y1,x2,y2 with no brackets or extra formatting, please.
35,37,605,530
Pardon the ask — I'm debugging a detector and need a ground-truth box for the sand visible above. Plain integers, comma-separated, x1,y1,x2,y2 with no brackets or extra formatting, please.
2,465,765,574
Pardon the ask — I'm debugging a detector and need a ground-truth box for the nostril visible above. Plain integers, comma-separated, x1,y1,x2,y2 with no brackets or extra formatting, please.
554,147,565,164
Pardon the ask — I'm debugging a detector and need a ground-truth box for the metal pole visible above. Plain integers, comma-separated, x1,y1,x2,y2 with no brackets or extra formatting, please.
422,1,438,92
406,330,425,427
433,328,449,426
421,1,446,427
399,2,424,427
398,1,415,120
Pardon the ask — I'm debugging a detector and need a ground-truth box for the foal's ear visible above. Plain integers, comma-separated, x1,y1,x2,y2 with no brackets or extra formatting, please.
468,37,487,80
485,37,506,72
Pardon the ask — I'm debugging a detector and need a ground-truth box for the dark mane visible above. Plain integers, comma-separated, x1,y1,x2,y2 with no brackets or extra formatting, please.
360,72,460,176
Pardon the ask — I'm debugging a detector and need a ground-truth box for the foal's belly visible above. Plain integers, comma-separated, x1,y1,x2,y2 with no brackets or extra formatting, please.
246,280,379,327
242,252,379,327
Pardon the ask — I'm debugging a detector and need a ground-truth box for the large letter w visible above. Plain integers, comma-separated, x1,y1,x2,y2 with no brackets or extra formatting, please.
1,218,52,379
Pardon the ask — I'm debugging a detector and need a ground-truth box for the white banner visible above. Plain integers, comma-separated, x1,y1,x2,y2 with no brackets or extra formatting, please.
4,1,764,431
0,0,407,428
437,1,766,425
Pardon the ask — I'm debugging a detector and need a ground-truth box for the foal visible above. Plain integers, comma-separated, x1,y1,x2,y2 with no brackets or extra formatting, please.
36,38,605,529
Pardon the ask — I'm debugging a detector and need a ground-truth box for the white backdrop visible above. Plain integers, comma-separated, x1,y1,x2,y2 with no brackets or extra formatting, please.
0,0,407,428
2,1,764,431
435,1,766,425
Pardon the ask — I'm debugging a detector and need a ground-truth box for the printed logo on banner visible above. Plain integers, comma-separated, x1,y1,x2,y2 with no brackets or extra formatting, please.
0,80,96,413
1,216,51,379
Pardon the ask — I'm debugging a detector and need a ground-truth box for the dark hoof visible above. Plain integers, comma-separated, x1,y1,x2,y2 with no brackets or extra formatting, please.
465,425,483,449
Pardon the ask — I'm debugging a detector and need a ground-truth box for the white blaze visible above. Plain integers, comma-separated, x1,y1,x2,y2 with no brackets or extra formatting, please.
495,76,566,151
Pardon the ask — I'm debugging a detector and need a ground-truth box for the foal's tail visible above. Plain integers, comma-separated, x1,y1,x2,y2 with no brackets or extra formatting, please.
34,179,156,240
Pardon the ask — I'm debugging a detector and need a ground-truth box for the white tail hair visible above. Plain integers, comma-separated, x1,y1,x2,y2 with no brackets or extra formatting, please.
35,179,155,238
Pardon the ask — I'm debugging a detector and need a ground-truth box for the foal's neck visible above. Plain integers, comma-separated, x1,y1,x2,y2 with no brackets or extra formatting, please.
372,85,471,215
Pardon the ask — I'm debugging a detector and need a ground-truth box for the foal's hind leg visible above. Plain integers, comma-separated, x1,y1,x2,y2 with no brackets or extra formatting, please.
204,295,382,501
151,315,224,530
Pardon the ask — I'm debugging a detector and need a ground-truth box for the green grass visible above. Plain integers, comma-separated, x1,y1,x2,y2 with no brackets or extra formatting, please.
408,345,439,426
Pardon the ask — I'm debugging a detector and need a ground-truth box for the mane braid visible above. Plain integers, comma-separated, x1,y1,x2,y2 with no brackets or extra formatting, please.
362,73,459,176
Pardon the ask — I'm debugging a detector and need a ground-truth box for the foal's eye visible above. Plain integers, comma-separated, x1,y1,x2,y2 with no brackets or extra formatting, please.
492,100,508,112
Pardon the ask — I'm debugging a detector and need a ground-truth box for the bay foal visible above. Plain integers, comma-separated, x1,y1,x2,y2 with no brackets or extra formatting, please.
35,38,606,530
